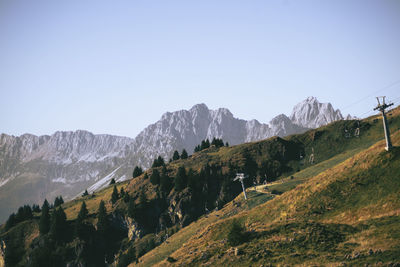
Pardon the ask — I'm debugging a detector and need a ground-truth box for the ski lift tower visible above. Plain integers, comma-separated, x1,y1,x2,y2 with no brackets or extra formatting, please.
234,173,248,200
374,96,393,151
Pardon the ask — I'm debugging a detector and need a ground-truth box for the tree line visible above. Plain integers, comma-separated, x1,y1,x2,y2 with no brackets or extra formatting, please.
194,137,228,152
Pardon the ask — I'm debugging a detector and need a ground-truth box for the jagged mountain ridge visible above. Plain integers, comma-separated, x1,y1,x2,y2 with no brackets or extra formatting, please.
0,131,135,223
0,97,347,222
0,130,133,165
129,103,307,168
290,96,345,128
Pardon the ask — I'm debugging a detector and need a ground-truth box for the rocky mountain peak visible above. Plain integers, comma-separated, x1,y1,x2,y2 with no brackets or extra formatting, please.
290,97,344,128
0,97,350,222
190,103,209,112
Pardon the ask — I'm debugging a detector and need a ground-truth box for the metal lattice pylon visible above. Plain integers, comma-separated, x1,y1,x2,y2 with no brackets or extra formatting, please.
374,96,393,151
234,173,248,200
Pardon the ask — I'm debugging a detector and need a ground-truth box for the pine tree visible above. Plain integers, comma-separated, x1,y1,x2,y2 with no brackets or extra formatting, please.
23,205,33,220
187,168,197,193
200,140,206,150
111,185,119,204
181,149,188,159
211,138,224,147
123,191,130,203
160,166,172,195
120,187,125,198
174,166,187,191
227,219,247,246
194,145,201,153
132,166,143,178
150,169,160,185
75,201,88,238
15,205,33,223
205,139,210,148
211,137,217,146
138,190,147,208
157,156,165,166
77,201,88,221
54,196,64,207
32,204,41,213
172,150,180,161
5,213,16,231
109,178,116,185
50,207,67,243
128,198,135,218
152,155,165,167
97,200,108,234
39,199,50,235
152,158,158,168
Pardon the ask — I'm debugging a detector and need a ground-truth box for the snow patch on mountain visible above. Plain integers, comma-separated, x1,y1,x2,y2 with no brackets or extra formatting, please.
0,179,9,188
86,165,123,194
52,177,67,184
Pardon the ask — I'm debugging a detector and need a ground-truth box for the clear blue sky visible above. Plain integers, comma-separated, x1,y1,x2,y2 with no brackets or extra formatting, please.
1,0,400,138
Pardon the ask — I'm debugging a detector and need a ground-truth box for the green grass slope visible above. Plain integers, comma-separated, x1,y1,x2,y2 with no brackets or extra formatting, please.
143,130,400,266
2,106,400,267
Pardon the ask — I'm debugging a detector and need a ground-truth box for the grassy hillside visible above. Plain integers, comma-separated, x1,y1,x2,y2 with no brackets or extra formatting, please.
49,106,400,223
147,130,400,266
1,106,400,266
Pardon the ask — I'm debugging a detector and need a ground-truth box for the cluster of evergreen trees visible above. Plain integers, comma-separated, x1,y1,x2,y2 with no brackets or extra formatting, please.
2,138,296,266
110,184,131,205
152,155,165,168
53,196,64,207
4,196,66,232
194,138,228,152
4,205,34,231
137,161,249,228
170,149,188,161
29,195,121,266
132,166,143,178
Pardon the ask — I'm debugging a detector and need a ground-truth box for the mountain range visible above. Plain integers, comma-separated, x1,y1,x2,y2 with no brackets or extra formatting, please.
1,104,398,267
0,96,347,222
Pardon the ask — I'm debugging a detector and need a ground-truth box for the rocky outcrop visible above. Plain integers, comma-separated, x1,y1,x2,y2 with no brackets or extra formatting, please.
0,97,348,223
125,217,143,241
0,131,134,222
0,241,5,267
290,96,344,128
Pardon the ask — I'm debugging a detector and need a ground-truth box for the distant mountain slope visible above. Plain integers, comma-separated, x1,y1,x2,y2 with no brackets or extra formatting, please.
0,97,347,222
1,106,399,267
0,131,134,222
129,103,307,168
130,97,348,168
290,96,345,128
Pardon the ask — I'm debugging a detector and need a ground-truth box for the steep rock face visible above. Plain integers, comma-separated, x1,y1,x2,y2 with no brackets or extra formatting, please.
130,104,309,168
0,131,133,164
270,114,307,137
0,241,5,267
290,97,344,128
0,97,348,222
0,131,134,222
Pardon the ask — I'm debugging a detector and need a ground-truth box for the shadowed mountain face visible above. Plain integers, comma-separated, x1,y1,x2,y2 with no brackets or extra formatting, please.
0,97,345,222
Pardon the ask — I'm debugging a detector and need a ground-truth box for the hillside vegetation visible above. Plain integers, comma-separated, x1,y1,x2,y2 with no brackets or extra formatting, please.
1,106,400,266
150,130,400,266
